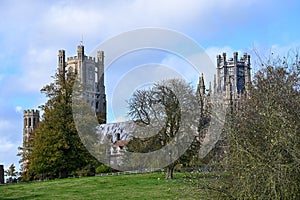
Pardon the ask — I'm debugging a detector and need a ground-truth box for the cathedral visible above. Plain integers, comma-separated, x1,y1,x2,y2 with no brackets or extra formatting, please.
22,47,251,172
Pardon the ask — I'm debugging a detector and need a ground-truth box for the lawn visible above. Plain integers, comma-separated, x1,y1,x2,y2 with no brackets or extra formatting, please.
0,173,214,200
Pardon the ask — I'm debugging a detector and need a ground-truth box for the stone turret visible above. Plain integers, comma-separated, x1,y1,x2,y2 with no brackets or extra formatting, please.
96,50,107,123
244,53,251,93
23,109,40,147
213,74,217,95
197,73,205,97
22,109,40,173
197,51,251,113
58,50,66,75
77,45,84,61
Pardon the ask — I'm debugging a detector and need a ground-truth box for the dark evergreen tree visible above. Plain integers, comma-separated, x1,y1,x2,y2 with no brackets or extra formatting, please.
26,71,99,180
5,164,18,183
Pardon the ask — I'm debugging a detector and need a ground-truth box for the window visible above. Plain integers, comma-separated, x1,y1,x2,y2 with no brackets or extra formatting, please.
88,70,93,79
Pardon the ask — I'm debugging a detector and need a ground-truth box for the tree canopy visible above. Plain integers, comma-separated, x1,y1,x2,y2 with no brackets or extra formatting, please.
127,79,206,179
225,62,300,199
190,52,300,199
24,72,99,180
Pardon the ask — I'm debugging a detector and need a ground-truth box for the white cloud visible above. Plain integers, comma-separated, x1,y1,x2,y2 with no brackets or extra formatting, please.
160,55,201,86
205,46,236,65
41,0,202,37
1,0,268,95
236,42,300,72
42,4,104,39
0,120,14,131
34,0,265,44
267,43,300,58
110,63,183,122
0,116,22,169
0,138,20,170
160,47,233,88
15,106,22,113
17,47,57,92
0,139,14,153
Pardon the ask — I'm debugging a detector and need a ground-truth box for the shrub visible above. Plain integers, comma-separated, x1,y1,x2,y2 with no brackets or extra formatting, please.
96,165,112,174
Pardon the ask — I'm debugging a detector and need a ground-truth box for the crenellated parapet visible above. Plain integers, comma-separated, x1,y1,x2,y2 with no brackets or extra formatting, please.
23,109,40,137
23,109,40,115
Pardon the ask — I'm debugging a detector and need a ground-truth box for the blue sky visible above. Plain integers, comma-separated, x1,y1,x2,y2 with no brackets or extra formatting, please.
0,0,300,171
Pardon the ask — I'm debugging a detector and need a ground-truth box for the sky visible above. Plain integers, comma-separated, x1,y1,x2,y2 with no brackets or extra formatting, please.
1,0,300,172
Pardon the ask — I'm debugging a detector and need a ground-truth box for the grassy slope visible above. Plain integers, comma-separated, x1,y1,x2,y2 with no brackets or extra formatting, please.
0,173,210,200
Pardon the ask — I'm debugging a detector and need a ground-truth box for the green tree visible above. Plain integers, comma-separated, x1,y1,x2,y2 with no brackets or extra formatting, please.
5,164,18,183
27,72,99,180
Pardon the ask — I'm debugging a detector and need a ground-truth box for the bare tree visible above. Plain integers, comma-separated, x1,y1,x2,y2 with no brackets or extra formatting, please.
223,51,300,199
127,79,202,179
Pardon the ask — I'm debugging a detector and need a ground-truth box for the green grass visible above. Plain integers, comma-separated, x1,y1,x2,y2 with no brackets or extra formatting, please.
0,173,213,200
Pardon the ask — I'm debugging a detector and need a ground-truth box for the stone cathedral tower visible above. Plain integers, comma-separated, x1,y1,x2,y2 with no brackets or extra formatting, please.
58,45,107,123
215,52,251,100
22,109,40,172
197,52,251,102
196,52,251,162
23,109,40,147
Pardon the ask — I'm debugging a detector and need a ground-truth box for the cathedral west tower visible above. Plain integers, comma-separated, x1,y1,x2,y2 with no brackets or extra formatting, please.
58,45,107,123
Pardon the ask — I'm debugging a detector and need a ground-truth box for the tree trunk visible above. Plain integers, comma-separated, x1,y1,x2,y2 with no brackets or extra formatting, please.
165,164,175,179
59,170,68,178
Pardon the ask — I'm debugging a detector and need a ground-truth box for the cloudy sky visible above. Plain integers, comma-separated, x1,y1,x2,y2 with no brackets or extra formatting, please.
1,0,299,171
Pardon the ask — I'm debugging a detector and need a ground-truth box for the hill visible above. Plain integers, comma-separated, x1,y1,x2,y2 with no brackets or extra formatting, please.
0,173,212,199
